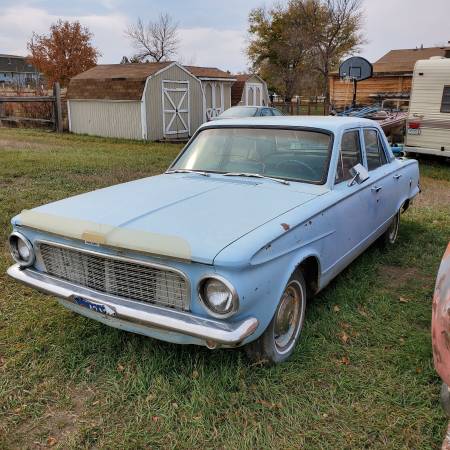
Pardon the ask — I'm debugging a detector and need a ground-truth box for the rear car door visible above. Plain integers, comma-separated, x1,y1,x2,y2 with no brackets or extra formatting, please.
362,128,398,232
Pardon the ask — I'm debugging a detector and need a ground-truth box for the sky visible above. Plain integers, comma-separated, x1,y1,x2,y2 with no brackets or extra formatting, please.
0,0,449,73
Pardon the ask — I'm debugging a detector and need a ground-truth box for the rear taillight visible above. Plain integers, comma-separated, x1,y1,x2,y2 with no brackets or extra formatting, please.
408,121,421,129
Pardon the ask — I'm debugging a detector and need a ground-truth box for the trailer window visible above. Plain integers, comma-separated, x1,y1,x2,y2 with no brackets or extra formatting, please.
441,86,450,113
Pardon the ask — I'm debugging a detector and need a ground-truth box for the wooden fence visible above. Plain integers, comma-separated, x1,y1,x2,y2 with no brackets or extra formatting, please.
0,83,63,132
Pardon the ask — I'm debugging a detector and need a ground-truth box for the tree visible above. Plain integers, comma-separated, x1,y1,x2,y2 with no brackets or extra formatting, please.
248,6,312,100
27,20,100,87
247,0,364,102
292,0,364,103
125,13,179,62
120,55,141,64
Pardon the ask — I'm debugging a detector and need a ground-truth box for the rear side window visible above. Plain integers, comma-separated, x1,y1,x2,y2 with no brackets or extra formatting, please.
336,130,362,183
364,129,387,171
441,86,450,113
260,108,273,116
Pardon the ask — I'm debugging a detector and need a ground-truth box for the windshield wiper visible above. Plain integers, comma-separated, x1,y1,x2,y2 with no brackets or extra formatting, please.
165,169,210,177
223,172,290,185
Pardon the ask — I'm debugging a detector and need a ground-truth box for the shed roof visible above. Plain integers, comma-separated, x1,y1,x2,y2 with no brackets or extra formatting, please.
67,62,236,100
68,62,172,100
373,47,450,74
185,66,235,80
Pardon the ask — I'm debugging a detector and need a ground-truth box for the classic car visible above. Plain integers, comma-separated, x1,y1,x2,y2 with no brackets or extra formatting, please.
7,116,420,365
217,106,283,119
432,243,450,415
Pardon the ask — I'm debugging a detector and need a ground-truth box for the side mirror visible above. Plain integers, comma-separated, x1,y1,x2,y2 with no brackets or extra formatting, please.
348,163,369,186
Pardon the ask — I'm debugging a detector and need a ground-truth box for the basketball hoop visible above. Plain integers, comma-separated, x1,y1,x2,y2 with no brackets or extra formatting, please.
339,57,373,109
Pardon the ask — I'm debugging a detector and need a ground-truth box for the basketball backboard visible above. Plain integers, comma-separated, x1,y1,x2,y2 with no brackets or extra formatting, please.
339,57,373,81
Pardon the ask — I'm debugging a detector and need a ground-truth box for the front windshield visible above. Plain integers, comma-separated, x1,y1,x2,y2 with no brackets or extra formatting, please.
220,107,258,118
171,128,332,184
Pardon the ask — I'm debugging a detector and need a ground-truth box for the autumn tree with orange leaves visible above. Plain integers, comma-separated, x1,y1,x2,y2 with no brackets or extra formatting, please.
27,20,100,87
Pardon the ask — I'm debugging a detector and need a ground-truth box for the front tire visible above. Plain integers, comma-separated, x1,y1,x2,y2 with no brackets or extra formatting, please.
244,271,307,366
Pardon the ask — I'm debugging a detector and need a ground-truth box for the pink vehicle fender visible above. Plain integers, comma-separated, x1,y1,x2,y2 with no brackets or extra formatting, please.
432,243,450,415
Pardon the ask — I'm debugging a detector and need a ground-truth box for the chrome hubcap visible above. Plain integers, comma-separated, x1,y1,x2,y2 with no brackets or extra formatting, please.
274,281,303,352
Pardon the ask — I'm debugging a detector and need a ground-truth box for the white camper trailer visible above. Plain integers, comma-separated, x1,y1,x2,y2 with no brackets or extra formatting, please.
405,57,450,158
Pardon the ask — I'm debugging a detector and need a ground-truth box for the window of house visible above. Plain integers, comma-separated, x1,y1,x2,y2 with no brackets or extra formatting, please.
364,129,387,171
441,86,450,113
335,130,362,183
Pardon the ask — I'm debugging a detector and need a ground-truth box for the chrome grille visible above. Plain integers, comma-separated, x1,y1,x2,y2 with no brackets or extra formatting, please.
38,243,190,310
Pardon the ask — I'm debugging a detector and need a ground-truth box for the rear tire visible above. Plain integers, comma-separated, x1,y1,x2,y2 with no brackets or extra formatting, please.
244,271,307,366
379,210,400,247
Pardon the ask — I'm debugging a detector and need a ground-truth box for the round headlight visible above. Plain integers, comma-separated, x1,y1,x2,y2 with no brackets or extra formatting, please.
199,276,239,318
9,232,35,267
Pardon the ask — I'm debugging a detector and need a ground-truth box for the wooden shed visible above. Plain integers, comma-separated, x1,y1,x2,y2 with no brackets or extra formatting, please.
67,62,235,140
330,47,450,108
186,66,236,120
231,74,270,107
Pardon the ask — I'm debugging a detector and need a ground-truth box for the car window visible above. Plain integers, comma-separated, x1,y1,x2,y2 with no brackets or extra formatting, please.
172,128,332,184
335,130,362,184
260,108,273,116
272,109,283,116
364,129,387,171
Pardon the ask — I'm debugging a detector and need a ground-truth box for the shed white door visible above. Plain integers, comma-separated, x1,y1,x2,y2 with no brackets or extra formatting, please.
246,83,263,106
162,81,190,137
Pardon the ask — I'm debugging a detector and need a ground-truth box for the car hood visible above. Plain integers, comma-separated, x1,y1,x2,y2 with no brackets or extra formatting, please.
14,174,324,264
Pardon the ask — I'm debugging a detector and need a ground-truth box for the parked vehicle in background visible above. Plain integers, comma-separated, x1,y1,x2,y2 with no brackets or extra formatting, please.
432,243,450,415
405,58,450,159
7,117,420,365
216,105,283,119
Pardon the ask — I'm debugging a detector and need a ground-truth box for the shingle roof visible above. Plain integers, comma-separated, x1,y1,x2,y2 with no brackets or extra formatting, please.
185,66,235,79
67,62,236,100
373,47,450,74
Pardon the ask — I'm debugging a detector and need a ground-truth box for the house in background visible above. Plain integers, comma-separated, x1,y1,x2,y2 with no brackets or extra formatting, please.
0,54,41,88
231,74,270,107
67,62,236,140
329,46,450,108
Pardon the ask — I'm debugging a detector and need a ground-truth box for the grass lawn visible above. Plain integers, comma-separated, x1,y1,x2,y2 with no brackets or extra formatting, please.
1,129,449,449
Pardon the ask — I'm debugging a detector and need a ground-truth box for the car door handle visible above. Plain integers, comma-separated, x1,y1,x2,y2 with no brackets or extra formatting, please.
371,185,383,193
393,174,402,180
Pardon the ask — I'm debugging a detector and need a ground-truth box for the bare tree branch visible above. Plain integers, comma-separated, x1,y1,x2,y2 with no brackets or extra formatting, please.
125,13,179,62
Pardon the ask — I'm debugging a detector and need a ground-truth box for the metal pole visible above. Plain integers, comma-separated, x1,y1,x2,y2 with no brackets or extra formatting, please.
352,79,357,109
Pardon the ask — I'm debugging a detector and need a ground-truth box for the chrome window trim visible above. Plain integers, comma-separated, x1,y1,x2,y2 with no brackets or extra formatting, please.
35,239,191,309
197,274,239,319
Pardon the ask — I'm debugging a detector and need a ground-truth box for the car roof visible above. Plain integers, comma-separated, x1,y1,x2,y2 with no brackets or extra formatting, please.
201,115,378,133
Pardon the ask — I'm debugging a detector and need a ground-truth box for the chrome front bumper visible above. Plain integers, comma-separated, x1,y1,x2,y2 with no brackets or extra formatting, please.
7,264,259,347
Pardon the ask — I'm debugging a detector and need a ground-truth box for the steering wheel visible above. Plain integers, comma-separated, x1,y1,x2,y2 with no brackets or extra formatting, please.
275,160,317,179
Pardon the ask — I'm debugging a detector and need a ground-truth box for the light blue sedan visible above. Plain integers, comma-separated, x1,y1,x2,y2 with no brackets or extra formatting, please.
7,117,420,365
